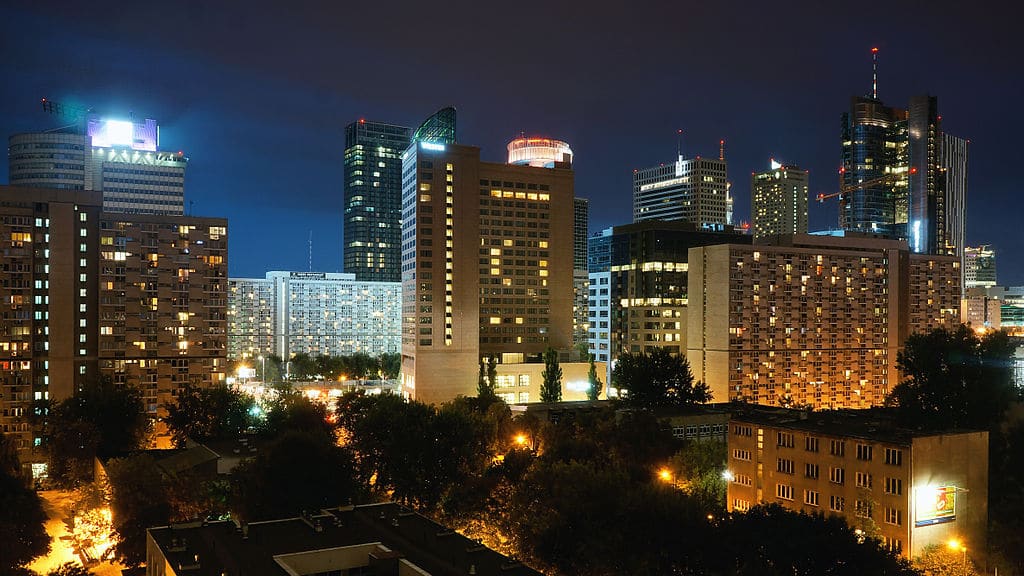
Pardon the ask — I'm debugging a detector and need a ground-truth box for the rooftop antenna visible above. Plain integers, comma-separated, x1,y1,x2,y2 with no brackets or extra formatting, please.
676,129,683,159
308,231,313,272
871,47,879,99
719,139,725,161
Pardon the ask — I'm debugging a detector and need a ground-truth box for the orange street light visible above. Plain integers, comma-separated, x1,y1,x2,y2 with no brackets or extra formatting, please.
658,468,673,483
514,434,528,447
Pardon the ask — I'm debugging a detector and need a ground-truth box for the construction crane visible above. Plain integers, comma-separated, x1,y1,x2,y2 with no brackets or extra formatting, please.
815,168,915,203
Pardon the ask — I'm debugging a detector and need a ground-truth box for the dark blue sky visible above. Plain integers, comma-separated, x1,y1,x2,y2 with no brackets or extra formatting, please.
2,1,1022,283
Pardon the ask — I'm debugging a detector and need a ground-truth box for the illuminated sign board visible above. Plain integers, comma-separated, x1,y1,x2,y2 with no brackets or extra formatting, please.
915,485,957,527
87,117,159,151
421,142,446,152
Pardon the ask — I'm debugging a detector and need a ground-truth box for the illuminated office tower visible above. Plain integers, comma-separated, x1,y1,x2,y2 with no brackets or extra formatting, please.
963,245,996,288
343,120,412,282
9,115,187,215
752,160,809,241
942,133,969,260
840,96,908,237
400,110,574,404
633,146,729,229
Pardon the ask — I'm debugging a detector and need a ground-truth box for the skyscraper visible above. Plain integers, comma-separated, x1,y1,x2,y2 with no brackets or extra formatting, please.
839,53,965,256
839,96,908,237
343,120,412,282
942,133,969,260
399,109,574,404
9,114,187,215
633,149,728,228
751,160,809,241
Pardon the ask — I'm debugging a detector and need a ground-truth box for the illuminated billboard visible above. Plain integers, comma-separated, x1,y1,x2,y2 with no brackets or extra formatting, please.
87,117,158,151
915,485,957,527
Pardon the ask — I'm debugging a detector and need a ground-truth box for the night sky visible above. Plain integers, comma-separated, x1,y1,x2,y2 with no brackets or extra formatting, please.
2,2,1022,283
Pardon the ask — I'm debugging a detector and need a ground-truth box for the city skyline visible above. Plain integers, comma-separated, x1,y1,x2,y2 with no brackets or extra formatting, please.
1,2,1022,283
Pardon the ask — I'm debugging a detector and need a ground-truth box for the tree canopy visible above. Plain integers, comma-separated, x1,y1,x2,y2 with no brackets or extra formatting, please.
164,384,256,446
0,433,49,573
48,377,150,486
888,326,1019,430
612,348,711,408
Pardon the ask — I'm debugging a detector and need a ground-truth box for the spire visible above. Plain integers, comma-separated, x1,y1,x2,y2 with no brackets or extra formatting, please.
719,139,725,161
676,129,683,161
871,47,879,99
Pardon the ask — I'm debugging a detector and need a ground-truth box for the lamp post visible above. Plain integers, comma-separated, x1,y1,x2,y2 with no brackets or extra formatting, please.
258,355,266,383
947,539,967,576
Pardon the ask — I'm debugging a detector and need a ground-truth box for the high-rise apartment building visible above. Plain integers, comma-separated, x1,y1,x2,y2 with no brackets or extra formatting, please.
227,271,401,360
687,233,960,408
572,197,590,347
0,185,228,470
399,111,574,404
633,151,728,228
97,213,228,424
343,120,412,282
963,245,996,288
10,115,187,215
752,160,809,241
727,406,988,562
0,186,102,475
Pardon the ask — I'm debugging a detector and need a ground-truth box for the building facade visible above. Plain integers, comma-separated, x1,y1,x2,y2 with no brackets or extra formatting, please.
227,271,401,360
0,186,102,475
342,120,412,282
97,213,228,427
10,115,187,215
399,113,574,404
752,160,808,241
0,185,227,470
727,407,988,562
586,221,749,387
963,245,996,288
633,152,729,228
941,134,969,260
687,234,960,408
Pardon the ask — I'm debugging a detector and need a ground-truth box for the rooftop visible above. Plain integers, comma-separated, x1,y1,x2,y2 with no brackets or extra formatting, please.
148,502,542,576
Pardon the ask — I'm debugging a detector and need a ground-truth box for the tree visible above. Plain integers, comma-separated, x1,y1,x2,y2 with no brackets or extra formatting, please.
230,431,358,521
164,384,255,447
0,433,49,573
105,454,172,567
48,377,150,486
259,394,335,442
47,564,95,576
586,354,602,401
487,355,498,392
540,348,563,403
612,348,711,408
288,353,318,380
379,352,401,379
477,358,496,400
338,392,491,508
888,326,1019,430
667,439,727,511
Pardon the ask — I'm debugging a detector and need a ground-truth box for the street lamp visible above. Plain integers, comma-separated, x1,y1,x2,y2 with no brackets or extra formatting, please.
658,468,673,483
947,539,967,576
258,355,266,382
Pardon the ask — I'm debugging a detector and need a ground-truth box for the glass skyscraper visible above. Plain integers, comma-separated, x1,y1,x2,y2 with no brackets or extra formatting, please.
343,120,412,282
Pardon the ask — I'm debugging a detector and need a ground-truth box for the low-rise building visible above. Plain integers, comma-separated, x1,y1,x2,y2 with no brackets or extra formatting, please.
726,406,987,563
146,502,541,576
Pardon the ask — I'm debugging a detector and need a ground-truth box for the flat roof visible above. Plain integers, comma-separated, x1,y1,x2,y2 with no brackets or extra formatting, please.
148,502,541,576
